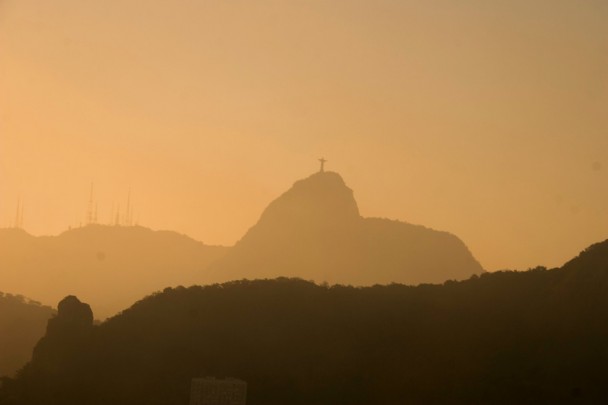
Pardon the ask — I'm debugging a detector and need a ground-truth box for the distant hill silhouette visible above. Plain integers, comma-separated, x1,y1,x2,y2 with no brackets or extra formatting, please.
0,171,482,322
3,239,608,404
0,292,54,377
210,171,483,284
561,238,608,275
0,226,228,319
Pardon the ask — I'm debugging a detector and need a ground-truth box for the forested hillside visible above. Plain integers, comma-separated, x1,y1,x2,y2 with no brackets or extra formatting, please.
0,293,54,377
2,240,607,404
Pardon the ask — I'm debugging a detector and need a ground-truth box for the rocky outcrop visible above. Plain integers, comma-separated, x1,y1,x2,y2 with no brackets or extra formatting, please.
31,296,94,375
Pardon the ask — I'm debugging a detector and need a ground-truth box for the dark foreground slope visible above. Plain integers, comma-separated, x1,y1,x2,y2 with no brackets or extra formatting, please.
0,226,228,319
0,293,54,377
211,171,483,285
2,240,608,405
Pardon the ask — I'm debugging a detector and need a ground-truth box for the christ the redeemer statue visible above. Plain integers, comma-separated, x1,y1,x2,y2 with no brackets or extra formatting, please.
319,158,327,173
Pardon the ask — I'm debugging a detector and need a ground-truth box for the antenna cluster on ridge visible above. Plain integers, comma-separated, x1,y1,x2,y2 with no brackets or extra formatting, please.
87,184,137,227
2,184,142,231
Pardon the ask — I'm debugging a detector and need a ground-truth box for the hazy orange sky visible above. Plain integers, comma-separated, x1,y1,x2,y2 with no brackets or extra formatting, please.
1,0,607,271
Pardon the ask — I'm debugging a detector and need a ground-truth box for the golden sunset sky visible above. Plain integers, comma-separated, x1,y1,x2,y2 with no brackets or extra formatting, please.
1,0,607,271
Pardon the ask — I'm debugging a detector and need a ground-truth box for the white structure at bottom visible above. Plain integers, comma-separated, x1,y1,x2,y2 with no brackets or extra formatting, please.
189,377,247,405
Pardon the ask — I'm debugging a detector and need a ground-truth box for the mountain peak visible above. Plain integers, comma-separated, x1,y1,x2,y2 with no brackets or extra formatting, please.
256,171,360,228
213,171,483,285
297,170,348,185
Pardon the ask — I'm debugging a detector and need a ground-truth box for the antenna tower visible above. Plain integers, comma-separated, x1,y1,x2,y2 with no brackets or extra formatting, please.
86,183,96,225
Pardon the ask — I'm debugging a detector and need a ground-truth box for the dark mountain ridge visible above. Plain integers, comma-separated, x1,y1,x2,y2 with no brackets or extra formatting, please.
0,171,484,383
0,292,54,378
3,239,608,404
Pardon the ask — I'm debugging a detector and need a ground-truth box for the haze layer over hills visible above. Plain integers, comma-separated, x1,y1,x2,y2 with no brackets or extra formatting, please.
210,171,484,284
0,170,486,379
0,226,228,319
0,171,482,321
3,239,607,404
